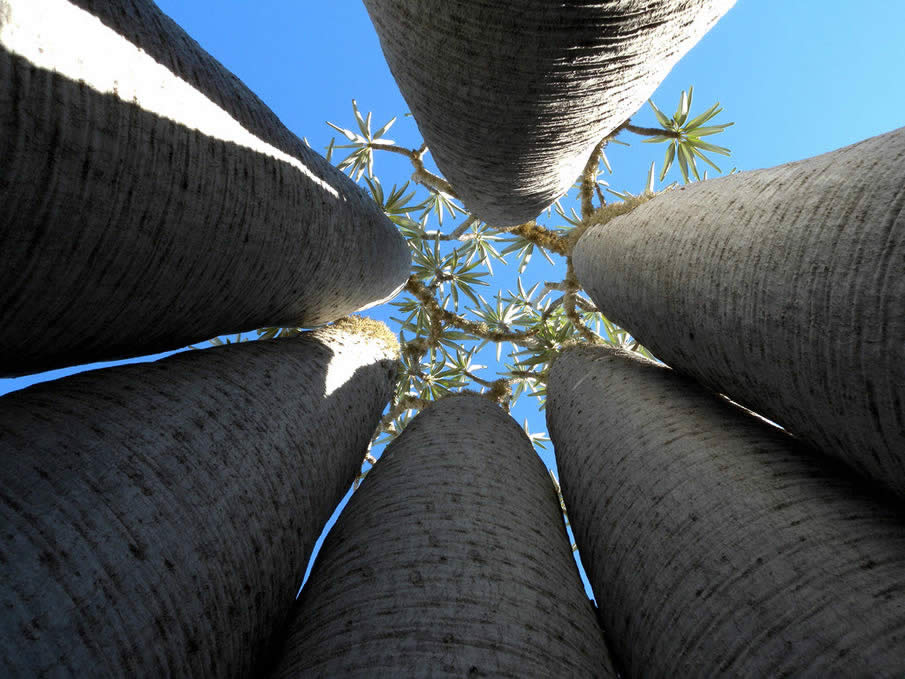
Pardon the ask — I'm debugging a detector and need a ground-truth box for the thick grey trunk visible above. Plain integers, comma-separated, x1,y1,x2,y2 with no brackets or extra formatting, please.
271,395,615,678
574,126,905,496
0,321,398,677
548,345,905,678
363,0,733,225
0,0,409,377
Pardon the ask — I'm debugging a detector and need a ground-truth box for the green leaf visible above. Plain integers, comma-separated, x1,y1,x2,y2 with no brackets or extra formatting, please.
600,149,612,173
676,143,691,183
648,98,673,129
326,120,360,142
641,135,676,144
689,144,722,173
683,102,722,130
687,138,732,156
352,99,369,137
685,123,734,138
673,88,690,127
645,161,656,195
373,115,397,139
660,143,676,181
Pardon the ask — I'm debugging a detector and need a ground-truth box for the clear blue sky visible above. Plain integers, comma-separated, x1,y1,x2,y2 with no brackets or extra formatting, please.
3,0,904,596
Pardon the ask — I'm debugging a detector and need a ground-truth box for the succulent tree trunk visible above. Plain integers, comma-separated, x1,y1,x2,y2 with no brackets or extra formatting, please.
0,0,409,377
548,345,905,678
0,319,398,677
270,394,615,678
363,0,734,225
573,126,905,496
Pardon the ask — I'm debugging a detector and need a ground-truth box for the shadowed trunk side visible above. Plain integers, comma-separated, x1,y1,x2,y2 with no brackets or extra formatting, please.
271,395,615,678
573,126,905,496
0,0,409,376
548,345,905,678
363,0,734,225
0,320,398,677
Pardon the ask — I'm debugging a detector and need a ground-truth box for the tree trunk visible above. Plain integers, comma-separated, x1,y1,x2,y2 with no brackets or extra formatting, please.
573,126,905,496
0,0,409,377
270,394,615,678
363,0,734,226
547,345,905,678
0,319,398,677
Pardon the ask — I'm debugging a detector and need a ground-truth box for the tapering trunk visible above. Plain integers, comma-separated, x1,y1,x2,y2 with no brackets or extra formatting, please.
0,0,409,377
0,319,398,677
548,345,905,677
363,0,734,225
574,126,905,496
271,395,615,678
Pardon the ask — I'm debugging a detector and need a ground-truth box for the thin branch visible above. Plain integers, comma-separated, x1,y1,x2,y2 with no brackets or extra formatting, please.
373,142,460,198
405,277,540,347
563,259,600,344
580,138,607,219
624,123,681,138
506,222,570,256
463,369,497,389
421,215,477,241
372,144,419,159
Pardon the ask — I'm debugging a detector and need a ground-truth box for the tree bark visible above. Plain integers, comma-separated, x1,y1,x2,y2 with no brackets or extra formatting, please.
0,0,409,377
270,394,615,678
362,0,734,226
0,319,398,678
573,126,905,496
548,345,905,678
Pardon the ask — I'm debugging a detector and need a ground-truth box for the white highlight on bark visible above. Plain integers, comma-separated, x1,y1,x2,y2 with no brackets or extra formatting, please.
322,335,390,398
0,0,339,198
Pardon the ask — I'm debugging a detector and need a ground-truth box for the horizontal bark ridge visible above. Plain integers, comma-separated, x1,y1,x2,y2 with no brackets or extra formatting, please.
0,327,397,677
272,394,615,678
364,0,734,225
548,346,905,678
574,125,905,497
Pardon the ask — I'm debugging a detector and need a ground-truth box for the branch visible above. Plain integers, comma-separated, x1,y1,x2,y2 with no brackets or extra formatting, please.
376,394,429,433
373,142,460,198
506,221,570,256
405,277,541,347
463,369,497,389
580,138,607,219
420,215,477,241
624,123,681,138
563,259,600,344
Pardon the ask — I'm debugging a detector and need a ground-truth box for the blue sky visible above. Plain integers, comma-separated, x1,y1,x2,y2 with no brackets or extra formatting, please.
3,1,904,596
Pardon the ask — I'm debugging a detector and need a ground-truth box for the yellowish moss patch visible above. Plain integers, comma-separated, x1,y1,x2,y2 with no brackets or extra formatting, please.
329,316,400,357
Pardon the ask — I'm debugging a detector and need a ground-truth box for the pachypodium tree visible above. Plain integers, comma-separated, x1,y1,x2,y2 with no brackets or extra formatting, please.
547,345,905,677
573,125,905,497
0,0,409,376
362,0,735,225
271,395,617,677
0,319,398,677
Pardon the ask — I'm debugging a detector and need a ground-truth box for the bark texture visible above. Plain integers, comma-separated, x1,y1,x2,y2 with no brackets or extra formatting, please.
0,0,409,376
271,394,615,678
548,345,905,678
363,0,733,226
0,322,398,678
574,126,905,496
